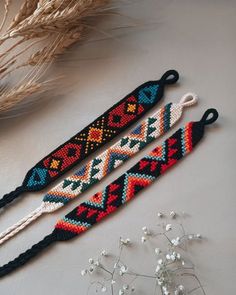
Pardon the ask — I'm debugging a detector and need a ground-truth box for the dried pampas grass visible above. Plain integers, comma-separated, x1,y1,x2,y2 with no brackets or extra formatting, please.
0,79,53,113
0,0,115,117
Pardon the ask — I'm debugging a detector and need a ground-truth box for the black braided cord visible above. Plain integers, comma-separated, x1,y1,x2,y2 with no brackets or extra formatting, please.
0,186,26,209
0,233,57,278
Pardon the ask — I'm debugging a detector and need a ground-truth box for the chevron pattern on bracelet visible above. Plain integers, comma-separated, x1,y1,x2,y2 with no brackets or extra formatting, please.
55,122,194,237
43,103,181,205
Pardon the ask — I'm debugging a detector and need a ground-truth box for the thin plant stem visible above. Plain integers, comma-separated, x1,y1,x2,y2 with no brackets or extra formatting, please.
0,1,10,33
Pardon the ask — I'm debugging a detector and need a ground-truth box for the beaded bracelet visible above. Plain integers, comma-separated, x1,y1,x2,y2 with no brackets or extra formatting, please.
0,93,197,245
0,108,218,278
0,70,179,209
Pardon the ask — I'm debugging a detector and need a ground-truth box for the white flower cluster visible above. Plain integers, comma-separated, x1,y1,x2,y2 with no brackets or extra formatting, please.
80,211,205,295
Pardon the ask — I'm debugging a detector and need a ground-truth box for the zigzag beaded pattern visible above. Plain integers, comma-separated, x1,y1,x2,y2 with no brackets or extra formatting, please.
54,121,196,240
23,72,178,191
43,103,180,205
0,109,218,278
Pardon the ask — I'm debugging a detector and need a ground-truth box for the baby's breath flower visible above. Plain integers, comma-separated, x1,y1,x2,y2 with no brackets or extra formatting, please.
158,259,163,265
170,211,176,218
176,253,181,260
171,238,180,246
81,269,87,276
166,254,171,260
125,238,131,244
157,278,164,285
101,286,107,292
170,254,176,261
119,265,128,276
175,285,185,294
165,224,172,231
141,236,146,243
120,238,131,245
142,226,150,235
123,284,129,290
82,213,204,295
155,265,161,273
155,248,161,255
162,286,170,295
157,212,163,218
101,250,108,257
120,238,125,245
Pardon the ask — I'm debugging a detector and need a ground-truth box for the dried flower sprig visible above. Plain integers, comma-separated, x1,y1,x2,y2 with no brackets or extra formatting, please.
80,212,206,295
0,0,116,116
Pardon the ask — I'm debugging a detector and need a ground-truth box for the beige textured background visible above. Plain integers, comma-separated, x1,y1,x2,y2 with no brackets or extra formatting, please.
0,0,235,294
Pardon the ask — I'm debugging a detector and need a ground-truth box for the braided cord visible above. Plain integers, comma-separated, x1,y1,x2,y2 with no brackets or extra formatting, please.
0,186,26,209
0,233,57,278
0,207,44,245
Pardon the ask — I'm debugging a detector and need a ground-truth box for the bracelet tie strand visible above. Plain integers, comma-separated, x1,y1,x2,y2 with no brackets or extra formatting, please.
0,70,179,209
0,93,197,245
0,108,218,278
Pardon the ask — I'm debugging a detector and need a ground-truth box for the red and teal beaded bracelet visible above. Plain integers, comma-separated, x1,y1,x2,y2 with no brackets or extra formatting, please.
0,108,218,278
0,70,179,209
